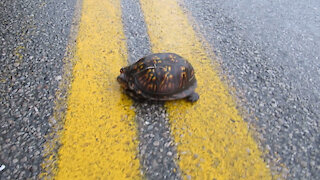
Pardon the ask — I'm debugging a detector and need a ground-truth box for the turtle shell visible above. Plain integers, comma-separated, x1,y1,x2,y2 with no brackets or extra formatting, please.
118,53,198,101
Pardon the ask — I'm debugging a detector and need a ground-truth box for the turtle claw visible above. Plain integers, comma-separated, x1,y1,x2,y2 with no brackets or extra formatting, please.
187,92,199,102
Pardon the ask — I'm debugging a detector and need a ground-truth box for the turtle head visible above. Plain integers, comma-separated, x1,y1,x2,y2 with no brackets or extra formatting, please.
117,67,129,89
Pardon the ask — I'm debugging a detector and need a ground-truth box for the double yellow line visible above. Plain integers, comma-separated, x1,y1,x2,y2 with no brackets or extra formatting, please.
44,0,272,179
52,0,139,179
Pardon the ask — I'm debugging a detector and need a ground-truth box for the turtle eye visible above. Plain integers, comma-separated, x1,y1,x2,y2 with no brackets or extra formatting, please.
120,68,124,73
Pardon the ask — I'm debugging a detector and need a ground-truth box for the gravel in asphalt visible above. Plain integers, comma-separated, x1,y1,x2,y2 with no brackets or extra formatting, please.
122,0,181,179
2,0,319,179
181,0,320,179
0,0,76,179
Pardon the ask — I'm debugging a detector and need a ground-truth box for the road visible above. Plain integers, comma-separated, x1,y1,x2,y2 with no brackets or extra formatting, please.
1,0,319,179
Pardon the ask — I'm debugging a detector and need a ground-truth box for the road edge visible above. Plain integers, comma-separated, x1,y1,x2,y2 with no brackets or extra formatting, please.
39,0,82,178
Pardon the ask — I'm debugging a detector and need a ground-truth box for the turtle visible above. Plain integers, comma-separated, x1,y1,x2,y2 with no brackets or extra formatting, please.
117,53,199,102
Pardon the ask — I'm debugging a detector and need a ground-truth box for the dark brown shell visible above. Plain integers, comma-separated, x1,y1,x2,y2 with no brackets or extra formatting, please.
124,53,197,100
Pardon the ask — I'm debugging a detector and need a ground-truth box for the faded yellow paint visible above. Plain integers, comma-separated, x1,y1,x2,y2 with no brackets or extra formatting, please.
140,0,272,179
14,46,25,60
55,0,140,179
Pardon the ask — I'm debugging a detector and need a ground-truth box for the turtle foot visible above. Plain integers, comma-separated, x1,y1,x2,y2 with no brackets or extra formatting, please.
187,92,199,102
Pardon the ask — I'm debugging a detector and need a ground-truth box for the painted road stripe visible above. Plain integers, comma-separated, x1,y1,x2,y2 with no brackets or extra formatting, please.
121,0,181,178
140,0,272,179
54,0,140,178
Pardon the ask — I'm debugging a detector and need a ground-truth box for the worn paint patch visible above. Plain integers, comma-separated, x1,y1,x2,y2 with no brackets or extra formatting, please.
140,0,272,179
55,0,140,179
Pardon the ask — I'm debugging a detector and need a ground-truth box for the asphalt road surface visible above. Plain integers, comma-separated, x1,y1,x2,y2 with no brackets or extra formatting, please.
1,0,77,179
183,0,320,179
1,0,319,179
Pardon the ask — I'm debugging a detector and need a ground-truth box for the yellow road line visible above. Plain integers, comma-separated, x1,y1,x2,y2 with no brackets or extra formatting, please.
140,0,272,179
55,0,140,179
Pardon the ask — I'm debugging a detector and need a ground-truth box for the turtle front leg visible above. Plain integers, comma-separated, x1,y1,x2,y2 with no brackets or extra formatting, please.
186,92,199,102
125,89,146,102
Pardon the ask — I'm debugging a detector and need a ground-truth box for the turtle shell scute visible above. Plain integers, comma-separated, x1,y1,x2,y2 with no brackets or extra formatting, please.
128,53,196,97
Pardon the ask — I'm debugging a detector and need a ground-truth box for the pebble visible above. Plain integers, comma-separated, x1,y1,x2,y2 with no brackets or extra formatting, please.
13,159,19,164
55,76,62,81
153,141,160,146
0,164,6,171
21,157,28,163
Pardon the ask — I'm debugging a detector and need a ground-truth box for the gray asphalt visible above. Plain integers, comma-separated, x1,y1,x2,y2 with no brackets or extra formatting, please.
1,0,319,179
0,0,76,179
121,0,181,179
181,0,319,179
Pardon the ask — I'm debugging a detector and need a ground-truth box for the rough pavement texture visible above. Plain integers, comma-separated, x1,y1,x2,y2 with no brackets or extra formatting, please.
122,0,181,179
135,102,181,180
2,0,319,179
182,0,320,179
0,0,76,179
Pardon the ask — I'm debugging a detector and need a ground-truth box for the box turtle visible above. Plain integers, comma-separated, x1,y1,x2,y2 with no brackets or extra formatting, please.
117,53,199,102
